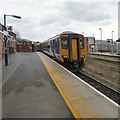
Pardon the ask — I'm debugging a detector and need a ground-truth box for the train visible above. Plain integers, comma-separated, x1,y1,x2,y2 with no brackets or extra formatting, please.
40,31,88,71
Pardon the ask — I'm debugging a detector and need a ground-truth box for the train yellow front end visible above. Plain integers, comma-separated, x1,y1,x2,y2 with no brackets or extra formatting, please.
59,32,85,71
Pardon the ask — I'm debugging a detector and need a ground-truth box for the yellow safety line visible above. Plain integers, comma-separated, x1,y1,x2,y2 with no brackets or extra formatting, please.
37,53,80,119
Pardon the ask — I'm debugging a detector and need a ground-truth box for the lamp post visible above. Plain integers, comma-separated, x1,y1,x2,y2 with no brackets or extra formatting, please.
111,31,114,54
99,28,102,53
4,14,21,66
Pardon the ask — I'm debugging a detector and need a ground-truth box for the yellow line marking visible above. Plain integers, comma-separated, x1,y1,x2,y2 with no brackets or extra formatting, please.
37,53,80,119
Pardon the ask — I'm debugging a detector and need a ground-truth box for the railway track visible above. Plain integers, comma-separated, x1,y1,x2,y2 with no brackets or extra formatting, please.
43,52,120,105
74,71,120,105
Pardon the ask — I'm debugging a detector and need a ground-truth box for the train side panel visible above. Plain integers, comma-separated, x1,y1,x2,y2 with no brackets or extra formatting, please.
53,38,60,60
42,41,53,57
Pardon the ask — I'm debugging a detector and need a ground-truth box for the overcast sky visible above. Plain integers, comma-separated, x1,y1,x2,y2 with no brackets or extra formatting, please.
0,0,119,42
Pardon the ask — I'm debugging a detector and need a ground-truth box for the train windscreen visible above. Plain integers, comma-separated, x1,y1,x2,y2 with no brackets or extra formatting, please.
61,37,68,49
80,37,84,48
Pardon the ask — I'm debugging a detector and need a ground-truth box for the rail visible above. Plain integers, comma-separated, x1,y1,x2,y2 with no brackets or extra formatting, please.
88,52,120,62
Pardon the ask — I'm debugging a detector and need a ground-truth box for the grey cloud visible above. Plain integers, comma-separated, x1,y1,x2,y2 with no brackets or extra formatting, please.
61,2,112,23
92,21,111,26
38,2,112,28
39,16,58,26
0,1,117,41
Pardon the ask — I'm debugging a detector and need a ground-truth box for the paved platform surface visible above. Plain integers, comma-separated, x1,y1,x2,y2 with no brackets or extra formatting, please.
38,52,119,118
2,53,74,118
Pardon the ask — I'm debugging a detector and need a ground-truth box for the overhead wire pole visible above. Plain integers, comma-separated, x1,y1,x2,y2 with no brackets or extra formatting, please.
3,14,21,66
111,31,114,54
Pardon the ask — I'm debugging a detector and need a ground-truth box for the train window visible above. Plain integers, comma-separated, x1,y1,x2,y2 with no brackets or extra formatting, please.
62,39,68,49
80,38,84,48
54,40,57,49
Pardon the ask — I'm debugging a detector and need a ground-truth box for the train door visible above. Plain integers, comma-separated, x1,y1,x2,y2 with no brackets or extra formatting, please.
71,39,78,60
70,37,80,61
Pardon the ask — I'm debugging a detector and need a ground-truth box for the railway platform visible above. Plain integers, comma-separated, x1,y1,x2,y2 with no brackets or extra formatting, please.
38,52,119,118
2,53,74,118
2,52,119,119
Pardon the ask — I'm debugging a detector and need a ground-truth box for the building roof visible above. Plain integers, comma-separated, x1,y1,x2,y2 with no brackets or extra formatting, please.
18,38,32,43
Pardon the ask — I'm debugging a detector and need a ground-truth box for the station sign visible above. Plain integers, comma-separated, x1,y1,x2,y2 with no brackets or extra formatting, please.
7,26,13,32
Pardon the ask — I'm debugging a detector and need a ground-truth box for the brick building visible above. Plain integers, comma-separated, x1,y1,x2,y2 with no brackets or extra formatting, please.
0,23,4,55
16,39,33,52
0,23,17,55
0,32,3,55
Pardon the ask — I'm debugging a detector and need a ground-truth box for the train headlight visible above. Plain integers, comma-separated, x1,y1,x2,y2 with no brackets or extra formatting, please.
62,55,68,58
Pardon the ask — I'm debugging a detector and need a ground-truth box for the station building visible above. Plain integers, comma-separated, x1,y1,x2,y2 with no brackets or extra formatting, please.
116,38,120,54
95,40,117,53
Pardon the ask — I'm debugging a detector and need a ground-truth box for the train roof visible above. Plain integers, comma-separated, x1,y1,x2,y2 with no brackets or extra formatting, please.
60,31,79,35
41,31,83,43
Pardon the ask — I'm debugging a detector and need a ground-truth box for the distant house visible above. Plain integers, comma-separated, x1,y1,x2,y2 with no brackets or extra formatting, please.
16,38,34,52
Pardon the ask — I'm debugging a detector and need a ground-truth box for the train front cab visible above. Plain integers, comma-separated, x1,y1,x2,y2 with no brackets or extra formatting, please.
60,34,85,71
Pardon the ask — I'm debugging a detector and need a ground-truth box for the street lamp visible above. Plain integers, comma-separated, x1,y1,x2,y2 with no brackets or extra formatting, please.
4,14,21,66
99,28,102,53
111,31,114,54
